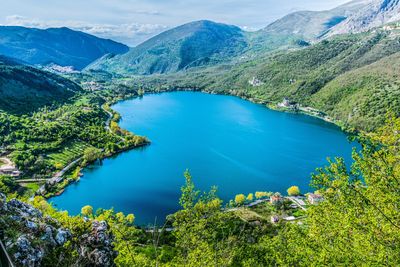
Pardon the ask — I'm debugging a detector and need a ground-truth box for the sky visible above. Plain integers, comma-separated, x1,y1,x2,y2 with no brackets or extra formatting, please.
0,0,352,46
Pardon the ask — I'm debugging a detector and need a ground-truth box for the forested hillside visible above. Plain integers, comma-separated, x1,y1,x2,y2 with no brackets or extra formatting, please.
135,27,400,131
0,56,81,113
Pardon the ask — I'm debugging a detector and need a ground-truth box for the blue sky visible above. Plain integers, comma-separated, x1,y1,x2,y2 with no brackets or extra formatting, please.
0,0,351,46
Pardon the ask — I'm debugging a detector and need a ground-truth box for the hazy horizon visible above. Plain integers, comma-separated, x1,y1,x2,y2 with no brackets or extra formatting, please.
1,0,353,46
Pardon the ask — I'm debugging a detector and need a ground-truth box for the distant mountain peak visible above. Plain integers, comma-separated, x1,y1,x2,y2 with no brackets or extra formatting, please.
327,0,400,36
87,20,248,75
0,26,129,70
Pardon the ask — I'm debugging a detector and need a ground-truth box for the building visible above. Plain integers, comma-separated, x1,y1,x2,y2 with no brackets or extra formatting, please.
308,193,324,205
277,98,297,109
270,194,283,205
248,77,264,87
0,167,21,177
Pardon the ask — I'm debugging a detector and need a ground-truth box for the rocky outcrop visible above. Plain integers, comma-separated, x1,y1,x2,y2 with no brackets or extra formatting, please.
0,193,72,266
78,221,117,267
0,193,118,266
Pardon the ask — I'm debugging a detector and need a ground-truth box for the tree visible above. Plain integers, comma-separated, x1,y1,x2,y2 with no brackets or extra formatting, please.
287,186,300,196
82,147,102,165
179,170,199,210
0,175,17,194
267,116,400,266
54,162,63,170
81,205,93,217
247,193,254,202
255,191,272,199
235,194,246,205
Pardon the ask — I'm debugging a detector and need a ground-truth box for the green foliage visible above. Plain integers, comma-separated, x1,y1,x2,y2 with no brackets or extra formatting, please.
81,205,93,217
179,170,200,210
82,147,102,165
235,194,246,205
0,175,17,194
0,56,81,114
287,186,300,196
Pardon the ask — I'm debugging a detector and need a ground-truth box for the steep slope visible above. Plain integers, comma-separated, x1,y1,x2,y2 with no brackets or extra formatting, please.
0,26,129,70
0,56,81,113
87,20,248,75
328,0,400,35
262,0,370,39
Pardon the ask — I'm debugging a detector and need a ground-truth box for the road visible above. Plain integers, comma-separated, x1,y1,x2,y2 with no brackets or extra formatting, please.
37,157,82,194
101,105,113,133
287,197,307,211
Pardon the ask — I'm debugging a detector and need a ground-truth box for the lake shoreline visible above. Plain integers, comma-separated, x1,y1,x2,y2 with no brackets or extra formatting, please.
50,91,356,224
45,88,355,203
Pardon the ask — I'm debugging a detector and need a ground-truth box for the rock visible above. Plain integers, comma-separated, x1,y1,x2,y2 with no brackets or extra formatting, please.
55,228,71,245
41,226,57,246
7,199,42,218
25,221,38,231
13,235,44,266
78,221,117,266
0,193,6,210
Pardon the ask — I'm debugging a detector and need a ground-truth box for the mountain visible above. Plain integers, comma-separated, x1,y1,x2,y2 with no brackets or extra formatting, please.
261,0,371,40
328,0,400,36
139,27,400,131
86,20,249,75
0,26,129,70
0,56,81,113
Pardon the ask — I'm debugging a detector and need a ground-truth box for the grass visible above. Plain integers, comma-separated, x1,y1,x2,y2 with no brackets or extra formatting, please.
233,208,266,222
47,141,92,167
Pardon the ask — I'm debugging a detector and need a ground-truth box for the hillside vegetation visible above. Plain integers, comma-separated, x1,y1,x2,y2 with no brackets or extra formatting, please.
87,20,249,75
134,28,400,131
0,56,81,114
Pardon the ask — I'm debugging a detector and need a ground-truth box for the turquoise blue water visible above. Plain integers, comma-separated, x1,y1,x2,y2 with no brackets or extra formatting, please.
51,92,355,225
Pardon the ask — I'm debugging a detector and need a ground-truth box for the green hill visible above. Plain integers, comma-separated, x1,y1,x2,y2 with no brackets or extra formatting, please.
0,56,82,113
86,20,249,75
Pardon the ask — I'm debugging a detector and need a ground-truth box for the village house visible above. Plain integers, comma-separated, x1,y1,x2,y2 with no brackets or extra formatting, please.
308,193,324,205
0,166,21,177
277,98,298,109
248,77,264,87
270,194,283,205
0,157,21,178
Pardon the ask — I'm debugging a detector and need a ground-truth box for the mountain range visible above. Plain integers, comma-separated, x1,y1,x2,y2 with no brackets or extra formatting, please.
88,0,400,76
0,26,129,70
0,0,400,125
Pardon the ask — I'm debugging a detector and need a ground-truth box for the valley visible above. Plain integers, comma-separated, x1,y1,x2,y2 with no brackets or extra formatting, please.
0,0,399,266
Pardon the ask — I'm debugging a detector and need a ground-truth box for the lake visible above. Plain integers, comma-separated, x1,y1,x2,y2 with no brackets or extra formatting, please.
51,92,355,225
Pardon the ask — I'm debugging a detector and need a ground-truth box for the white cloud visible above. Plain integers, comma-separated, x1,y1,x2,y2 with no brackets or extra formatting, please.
2,15,169,46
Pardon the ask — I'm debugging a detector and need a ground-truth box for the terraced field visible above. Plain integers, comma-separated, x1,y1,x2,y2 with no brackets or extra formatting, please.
47,141,92,168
